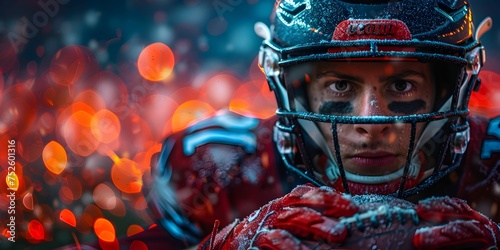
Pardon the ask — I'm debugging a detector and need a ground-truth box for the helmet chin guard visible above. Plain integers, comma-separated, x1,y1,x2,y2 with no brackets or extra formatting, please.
256,0,491,198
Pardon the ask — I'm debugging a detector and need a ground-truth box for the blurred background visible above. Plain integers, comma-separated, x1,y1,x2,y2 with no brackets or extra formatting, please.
0,0,499,249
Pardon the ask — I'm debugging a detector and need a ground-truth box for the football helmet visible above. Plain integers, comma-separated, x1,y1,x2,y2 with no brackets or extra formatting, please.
256,0,491,197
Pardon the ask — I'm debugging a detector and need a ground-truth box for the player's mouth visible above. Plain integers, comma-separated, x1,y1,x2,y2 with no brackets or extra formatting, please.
346,151,399,170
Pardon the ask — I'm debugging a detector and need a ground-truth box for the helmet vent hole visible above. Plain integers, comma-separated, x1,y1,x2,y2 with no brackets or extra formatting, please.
280,2,307,15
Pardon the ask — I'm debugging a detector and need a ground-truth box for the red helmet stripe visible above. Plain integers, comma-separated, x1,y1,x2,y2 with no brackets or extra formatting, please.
332,19,412,41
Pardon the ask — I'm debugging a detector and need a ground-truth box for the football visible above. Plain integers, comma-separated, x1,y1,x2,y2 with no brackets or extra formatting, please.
337,194,435,249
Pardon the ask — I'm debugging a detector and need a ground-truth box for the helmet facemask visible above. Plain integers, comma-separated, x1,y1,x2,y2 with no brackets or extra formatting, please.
261,37,484,198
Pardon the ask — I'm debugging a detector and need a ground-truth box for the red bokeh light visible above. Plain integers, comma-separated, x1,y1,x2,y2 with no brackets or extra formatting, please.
93,183,117,210
0,38,20,75
82,71,129,114
50,45,99,86
199,73,240,110
61,110,99,157
0,84,37,137
130,240,148,250
18,130,44,162
469,70,500,117
138,94,178,139
28,220,45,241
74,90,106,112
118,114,153,156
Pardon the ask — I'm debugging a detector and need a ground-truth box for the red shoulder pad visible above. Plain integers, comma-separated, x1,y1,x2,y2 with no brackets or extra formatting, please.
458,115,500,222
149,111,284,237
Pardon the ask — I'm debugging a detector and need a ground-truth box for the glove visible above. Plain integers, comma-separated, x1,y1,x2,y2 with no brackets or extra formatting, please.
198,184,359,250
414,196,500,250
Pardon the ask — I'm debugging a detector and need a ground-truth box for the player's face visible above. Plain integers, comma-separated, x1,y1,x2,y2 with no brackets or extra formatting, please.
306,61,435,176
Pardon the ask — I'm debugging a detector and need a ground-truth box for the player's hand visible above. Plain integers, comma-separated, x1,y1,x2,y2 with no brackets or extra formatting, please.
198,184,359,250
414,196,500,250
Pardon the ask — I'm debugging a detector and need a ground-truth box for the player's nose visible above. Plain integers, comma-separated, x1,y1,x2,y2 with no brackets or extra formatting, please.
353,91,391,138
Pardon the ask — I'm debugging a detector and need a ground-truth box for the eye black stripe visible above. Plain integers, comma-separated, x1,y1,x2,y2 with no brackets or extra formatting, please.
319,102,353,115
388,100,426,114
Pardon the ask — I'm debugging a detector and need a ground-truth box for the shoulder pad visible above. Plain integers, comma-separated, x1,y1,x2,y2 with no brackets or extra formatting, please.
147,112,280,241
155,111,268,177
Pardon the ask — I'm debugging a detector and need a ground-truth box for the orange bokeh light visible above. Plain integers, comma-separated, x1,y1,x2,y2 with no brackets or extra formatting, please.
111,158,144,193
248,55,266,83
1,165,26,195
137,42,175,81
94,218,116,243
127,225,144,237
133,142,162,171
69,101,97,116
171,100,215,132
60,209,77,227
91,109,121,143
5,171,19,191
230,81,277,119
42,141,67,175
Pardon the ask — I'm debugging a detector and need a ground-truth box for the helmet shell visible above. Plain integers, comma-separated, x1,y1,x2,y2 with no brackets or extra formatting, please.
271,0,474,47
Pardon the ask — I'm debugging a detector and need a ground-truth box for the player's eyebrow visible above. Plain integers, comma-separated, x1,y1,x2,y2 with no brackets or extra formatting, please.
379,70,428,83
316,69,428,84
316,71,364,83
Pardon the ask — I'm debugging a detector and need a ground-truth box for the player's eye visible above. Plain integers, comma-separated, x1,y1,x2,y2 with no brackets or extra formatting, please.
388,80,414,94
327,80,353,93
